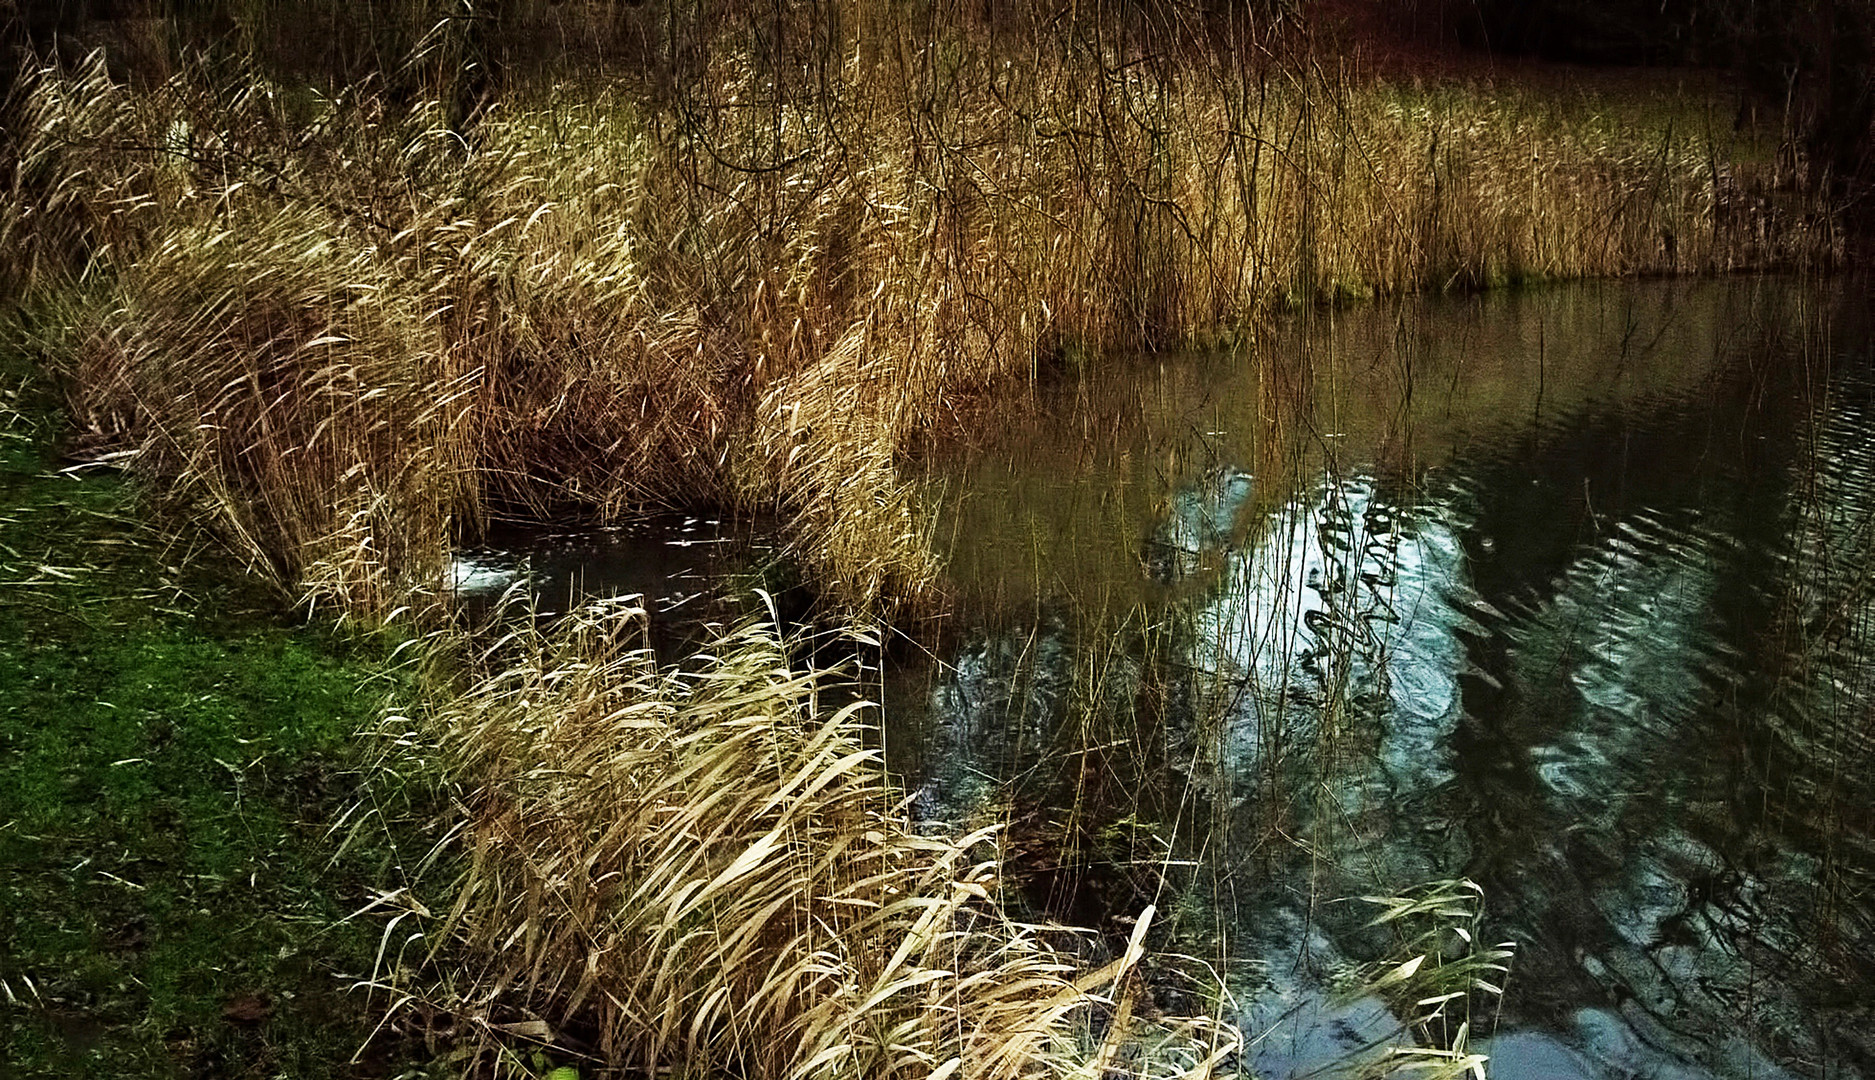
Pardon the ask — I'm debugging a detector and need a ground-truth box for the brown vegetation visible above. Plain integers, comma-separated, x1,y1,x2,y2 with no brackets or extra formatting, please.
384,603,1237,1078
2,3,1835,619
3,5,1842,1076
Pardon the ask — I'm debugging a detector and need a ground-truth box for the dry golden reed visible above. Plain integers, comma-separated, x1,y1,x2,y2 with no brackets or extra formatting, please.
0,4,1837,620
389,601,1237,1078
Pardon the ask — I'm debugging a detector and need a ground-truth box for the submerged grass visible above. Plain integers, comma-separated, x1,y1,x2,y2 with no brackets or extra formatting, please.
1347,879,1515,1080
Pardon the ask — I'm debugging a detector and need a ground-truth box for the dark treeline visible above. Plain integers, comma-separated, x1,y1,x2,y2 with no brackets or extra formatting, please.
1433,0,1875,210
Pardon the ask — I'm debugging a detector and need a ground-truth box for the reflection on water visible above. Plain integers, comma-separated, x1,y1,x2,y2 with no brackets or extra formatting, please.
898,277,1875,1079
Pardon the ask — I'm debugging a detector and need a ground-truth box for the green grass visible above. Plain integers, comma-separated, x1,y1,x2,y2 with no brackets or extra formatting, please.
0,358,447,1078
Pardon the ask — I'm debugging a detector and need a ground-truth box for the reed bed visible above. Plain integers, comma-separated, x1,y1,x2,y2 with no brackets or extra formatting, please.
0,4,1839,621
388,600,1237,1078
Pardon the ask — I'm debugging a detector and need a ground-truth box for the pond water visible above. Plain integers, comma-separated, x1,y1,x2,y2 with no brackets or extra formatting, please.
467,275,1875,1080
447,511,775,646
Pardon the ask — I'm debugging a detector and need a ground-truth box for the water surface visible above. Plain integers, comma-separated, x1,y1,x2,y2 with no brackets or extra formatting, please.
893,276,1875,1080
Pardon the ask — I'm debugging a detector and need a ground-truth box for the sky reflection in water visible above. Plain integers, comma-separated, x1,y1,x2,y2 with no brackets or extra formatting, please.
899,276,1875,1080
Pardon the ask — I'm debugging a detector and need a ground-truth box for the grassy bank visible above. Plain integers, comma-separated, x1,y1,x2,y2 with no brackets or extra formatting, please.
0,351,1236,1078
2,2,1840,622
0,359,445,1076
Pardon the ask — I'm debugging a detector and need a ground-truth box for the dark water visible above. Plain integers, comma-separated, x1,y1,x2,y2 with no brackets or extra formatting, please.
466,276,1875,1079
447,512,773,650
890,276,1875,1080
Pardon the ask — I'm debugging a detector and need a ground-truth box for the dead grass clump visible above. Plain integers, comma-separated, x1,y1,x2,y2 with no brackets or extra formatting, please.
0,56,152,302
738,327,943,616
403,601,1238,1078
58,207,474,616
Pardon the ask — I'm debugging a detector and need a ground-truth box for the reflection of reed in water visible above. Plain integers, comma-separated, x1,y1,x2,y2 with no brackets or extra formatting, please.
1176,472,1470,811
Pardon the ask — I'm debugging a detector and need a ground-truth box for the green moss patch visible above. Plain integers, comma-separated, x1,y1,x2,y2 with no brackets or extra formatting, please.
0,358,447,1078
